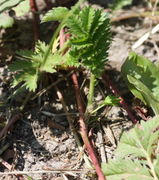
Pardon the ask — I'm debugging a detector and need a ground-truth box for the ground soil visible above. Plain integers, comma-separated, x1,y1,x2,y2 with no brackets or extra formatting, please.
0,0,158,179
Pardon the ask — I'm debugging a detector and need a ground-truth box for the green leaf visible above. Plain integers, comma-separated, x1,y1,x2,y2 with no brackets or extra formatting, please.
154,155,159,177
67,15,87,37
12,0,30,17
41,7,69,23
102,159,153,180
103,116,159,179
121,52,159,114
63,53,80,67
0,13,14,28
116,116,159,158
127,75,159,115
23,71,38,92
9,59,33,72
0,0,23,13
67,7,111,77
34,41,48,56
40,53,62,73
9,40,62,92
104,96,120,106
122,52,159,100
16,50,34,59
11,70,38,92
80,6,95,33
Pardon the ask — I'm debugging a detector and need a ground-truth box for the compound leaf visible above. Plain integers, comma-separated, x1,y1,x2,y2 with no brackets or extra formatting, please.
67,7,111,76
102,159,153,180
67,14,87,37
103,116,159,179
9,40,59,92
116,116,159,158
80,6,95,33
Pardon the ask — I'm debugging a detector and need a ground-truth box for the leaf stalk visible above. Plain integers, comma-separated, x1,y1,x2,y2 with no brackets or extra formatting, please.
42,0,86,67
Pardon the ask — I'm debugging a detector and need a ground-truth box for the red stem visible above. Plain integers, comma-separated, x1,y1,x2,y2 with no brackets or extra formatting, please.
71,73,106,180
59,28,106,179
29,0,40,41
102,73,138,124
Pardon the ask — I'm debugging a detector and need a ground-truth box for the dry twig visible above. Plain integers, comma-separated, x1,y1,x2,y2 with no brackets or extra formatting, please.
0,169,92,175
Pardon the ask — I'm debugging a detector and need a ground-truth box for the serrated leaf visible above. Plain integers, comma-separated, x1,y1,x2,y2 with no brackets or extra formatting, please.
0,13,14,28
140,116,159,155
41,53,62,73
102,159,153,180
9,40,61,92
67,16,87,37
103,116,159,180
12,0,30,17
80,6,95,33
41,7,69,23
23,71,38,92
116,116,159,158
67,7,111,76
89,9,102,35
63,53,80,67
35,40,48,55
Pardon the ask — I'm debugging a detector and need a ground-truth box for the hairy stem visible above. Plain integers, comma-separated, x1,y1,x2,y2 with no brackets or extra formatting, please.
71,73,106,180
